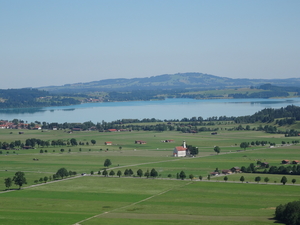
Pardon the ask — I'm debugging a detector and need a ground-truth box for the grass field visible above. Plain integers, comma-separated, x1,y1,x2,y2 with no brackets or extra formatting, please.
0,128,300,224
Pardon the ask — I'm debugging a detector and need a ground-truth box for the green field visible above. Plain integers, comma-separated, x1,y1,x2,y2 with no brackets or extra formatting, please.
0,128,300,224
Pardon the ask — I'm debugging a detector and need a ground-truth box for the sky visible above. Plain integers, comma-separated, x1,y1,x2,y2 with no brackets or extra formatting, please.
1,0,299,89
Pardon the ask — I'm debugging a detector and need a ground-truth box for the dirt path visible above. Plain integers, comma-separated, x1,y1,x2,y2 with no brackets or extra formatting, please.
73,181,193,225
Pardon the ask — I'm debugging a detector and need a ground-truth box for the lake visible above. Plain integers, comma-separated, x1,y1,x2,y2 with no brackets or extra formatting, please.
0,98,299,123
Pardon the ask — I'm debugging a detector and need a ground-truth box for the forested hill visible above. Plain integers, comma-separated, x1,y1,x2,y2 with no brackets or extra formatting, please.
39,73,300,93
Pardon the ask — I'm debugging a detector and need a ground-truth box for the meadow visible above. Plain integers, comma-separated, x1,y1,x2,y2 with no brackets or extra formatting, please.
0,127,300,224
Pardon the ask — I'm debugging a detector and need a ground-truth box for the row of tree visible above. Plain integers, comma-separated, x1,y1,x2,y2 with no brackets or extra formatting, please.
239,163,300,175
0,138,97,150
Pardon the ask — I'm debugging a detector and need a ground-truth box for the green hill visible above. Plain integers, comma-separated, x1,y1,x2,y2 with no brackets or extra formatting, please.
39,72,300,93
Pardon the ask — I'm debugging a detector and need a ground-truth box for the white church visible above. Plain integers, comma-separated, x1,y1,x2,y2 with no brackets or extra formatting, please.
173,141,187,157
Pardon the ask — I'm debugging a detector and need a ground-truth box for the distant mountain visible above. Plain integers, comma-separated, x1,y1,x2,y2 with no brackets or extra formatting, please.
39,72,300,93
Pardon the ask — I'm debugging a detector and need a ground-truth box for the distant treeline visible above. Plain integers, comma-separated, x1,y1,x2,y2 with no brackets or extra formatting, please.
0,88,81,108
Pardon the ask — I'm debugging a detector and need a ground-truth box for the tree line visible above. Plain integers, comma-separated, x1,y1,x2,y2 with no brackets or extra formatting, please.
0,88,81,108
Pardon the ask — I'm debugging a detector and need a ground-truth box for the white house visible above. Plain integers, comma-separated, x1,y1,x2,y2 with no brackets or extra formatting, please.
173,141,187,157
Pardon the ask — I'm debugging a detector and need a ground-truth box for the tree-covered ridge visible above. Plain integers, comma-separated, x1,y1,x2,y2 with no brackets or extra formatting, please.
0,88,81,108
234,105,300,124
39,72,300,93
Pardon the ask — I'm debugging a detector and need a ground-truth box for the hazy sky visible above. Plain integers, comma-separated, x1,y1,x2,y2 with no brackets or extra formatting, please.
1,0,299,89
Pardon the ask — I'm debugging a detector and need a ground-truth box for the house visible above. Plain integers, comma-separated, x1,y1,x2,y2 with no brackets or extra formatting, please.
260,162,269,167
211,132,218,135
210,172,219,176
164,139,174,143
231,167,241,173
282,160,290,164
292,160,299,164
135,140,146,144
222,169,232,175
173,141,187,157
108,129,118,132
105,142,112,145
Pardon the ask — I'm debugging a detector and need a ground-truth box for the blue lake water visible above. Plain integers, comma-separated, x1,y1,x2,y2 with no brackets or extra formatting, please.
0,98,299,123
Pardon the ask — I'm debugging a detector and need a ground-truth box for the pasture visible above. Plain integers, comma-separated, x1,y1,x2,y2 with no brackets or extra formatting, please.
0,127,300,224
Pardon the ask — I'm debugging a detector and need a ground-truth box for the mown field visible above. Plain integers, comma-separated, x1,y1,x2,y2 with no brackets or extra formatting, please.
0,127,300,225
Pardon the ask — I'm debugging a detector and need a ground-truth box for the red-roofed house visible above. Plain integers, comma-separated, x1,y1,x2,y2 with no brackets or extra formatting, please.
282,160,290,164
173,141,187,157
292,160,299,164
105,142,112,145
108,129,118,132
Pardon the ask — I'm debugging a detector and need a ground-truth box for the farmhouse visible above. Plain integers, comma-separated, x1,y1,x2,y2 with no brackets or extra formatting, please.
282,160,290,164
210,172,219,176
173,141,187,157
222,169,232,175
292,160,299,164
135,140,146,144
105,142,112,145
231,167,241,173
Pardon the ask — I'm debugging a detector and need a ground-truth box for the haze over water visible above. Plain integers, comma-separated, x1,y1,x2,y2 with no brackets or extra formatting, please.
0,98,299,124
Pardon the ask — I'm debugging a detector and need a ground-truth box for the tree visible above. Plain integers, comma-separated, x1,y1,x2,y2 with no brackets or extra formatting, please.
167,174,172,178
70,138,78,146
240,176,245,183
12,172,27,189
240,142,249,150
189,174,194,180
124,169,129,176
224,176,228,182
207,175,211,180
4,177,12,190
264,177,269,184
199,175,203,181
179,171,186,180
91,140,96,145
275,201,300,225
43,176,48,183
91,171,94,175
292,178,296,184
144,170,150,178
137,169,143,177
56,168,68,179
102,169,108,177
128,169,134,176
255,176,261,183
214,146,221,154
281,176,287,185
109,170,115,176
104,159,112,167
187,145,199,156
150,168,158,178
117,170,122,177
